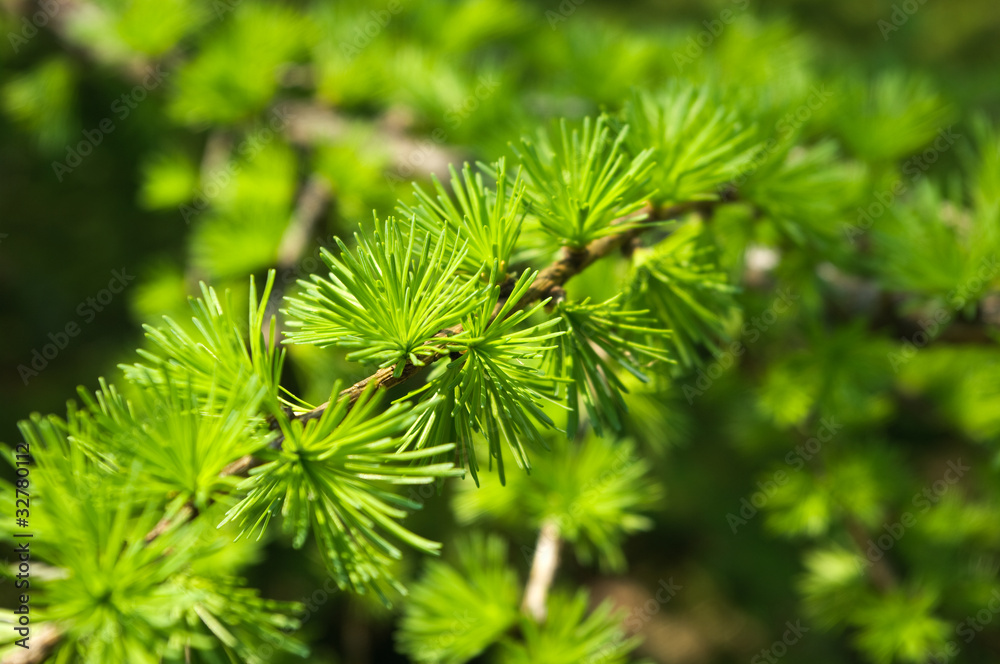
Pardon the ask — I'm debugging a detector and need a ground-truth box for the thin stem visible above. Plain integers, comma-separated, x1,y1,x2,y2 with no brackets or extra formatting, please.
144,503,197,544
845,515,897,594
276,174,332,271
268,173,333,340
521,518,562,622
1,622,61,664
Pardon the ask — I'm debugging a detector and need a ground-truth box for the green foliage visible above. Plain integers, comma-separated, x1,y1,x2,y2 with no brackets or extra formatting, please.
285,218,485,375
763,443,899,538
398,533,642,664
221,382,460,602
397,533,520,664
798,547,870,630
1,57,75,152
497,590,642,664
122,272,286,418
399,159,527,279
511,115,657,247
73,376,269,510
114,0,206,56
8,1,1000,662
403,269,563,484
739,140,865,246
139,150,201,209
756,325,893,428
871,129,1000,297
548,297,672,438
627,221,737,368
622,84,759,203
851,590,951,664
191,141,299,280
310,2,391,107
168,4,314,125
7,415,304,663
872,181,969,293
832,72,954,163
965,116,1000,225
454,435,662,571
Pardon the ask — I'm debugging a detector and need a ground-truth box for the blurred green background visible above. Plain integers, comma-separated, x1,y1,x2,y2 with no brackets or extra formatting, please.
5,0,999,467
1,0,999,662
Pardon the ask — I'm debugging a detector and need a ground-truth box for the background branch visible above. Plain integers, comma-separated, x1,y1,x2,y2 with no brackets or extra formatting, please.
522,519,562,622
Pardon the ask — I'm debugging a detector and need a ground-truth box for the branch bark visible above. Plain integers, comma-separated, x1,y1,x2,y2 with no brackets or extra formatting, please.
267,173,334,339
1,622,61,664
278,100,463,181
845,515,897,594
144,503,197,544
522,518,562,622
